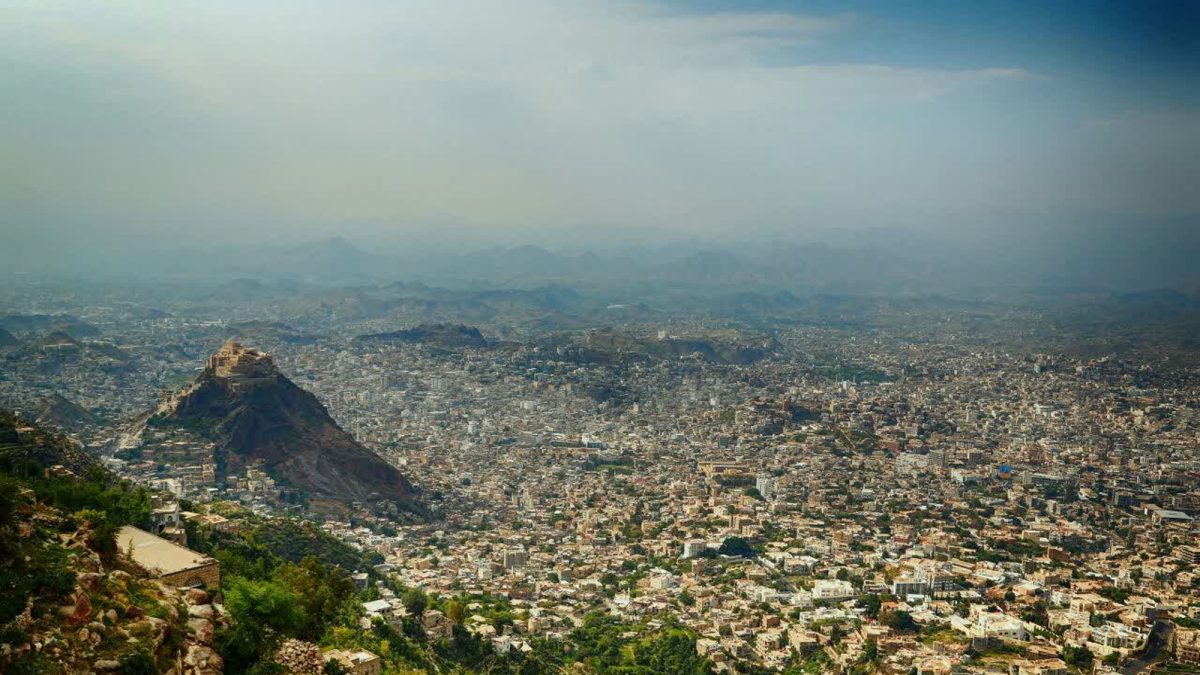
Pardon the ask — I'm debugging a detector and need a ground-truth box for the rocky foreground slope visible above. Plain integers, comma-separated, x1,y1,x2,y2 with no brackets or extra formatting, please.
0,411,220,674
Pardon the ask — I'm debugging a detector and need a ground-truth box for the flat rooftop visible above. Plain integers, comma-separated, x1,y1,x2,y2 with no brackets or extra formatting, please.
117,526,215,575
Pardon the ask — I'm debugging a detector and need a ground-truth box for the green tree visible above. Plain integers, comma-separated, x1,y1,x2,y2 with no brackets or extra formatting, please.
1020,601,1049,628
1062,644,1093,668
323,659,349,675
860,638,878,664
218,578,306,672
445,599,465,625
0,474,20,533
717,536,756,558
402,588,428,618
571,613,630,670
631,629,711,674
881,609,918,633
0,475,24,559
274,556,355,641
859,594,882,620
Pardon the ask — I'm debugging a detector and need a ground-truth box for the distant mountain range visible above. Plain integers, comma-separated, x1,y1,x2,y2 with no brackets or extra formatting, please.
6,209,1200,294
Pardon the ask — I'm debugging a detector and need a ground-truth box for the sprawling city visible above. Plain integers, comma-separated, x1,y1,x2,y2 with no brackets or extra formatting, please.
0,271,1197,674
1,1,1197,674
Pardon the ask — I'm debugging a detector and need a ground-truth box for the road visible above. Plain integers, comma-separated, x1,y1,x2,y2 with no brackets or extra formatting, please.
1122,621,1174,675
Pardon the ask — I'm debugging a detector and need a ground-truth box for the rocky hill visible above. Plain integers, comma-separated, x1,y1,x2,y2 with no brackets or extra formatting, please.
145,341,419,511
33,331,81,350
0,314,101,339
355,323,488,349
34,394,101,433
0,409,97,475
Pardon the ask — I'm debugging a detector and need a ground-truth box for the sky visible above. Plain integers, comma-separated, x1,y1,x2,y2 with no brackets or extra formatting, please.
1,0,1197,255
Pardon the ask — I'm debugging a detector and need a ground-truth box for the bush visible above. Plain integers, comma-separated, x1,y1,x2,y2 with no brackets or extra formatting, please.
1062,644,1093,667
218,578,306,671
717,536,756,558
402,588,429,618
0,541,74,624
881,610,918,633
119,649,156,675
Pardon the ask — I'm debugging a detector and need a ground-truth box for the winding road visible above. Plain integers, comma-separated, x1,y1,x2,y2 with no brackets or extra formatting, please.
1121,621,1174,675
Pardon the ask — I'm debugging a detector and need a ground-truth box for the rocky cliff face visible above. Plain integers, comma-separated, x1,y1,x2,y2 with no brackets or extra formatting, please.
150,341,418,511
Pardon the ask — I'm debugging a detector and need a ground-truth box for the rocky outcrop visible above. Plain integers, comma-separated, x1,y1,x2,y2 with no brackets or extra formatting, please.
1,505,221,674
273,638,324,674
145,341,419,510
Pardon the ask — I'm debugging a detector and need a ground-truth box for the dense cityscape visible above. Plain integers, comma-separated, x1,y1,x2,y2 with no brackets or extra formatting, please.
2,1,1196,673
0,274,1197,674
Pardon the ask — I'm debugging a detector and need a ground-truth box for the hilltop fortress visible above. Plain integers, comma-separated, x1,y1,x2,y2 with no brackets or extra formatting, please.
207,340,277,379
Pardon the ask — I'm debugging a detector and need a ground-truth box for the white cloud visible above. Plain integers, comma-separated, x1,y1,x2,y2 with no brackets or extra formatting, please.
6,0,1169,244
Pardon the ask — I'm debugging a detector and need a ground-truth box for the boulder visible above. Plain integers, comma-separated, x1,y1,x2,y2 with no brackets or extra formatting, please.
60,590,91,623
187,617,214,643
187,604,214,620
184,588,209,605
184,644,221,670
76,553,102,573
94,658,121,670
124,604,145,620
77,572,102,589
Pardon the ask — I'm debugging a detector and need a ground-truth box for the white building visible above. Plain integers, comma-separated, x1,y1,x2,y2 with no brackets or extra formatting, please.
812,579,856,602
682,540,708,559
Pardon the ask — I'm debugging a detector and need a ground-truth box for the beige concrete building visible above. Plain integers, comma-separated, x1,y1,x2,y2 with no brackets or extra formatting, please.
117,526,220,589
1173,629,1200,665
324,649,381,675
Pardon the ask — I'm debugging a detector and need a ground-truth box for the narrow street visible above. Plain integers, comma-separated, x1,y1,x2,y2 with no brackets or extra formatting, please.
1122,621,1174,675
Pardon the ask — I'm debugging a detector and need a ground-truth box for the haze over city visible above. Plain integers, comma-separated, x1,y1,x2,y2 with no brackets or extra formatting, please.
3,0,1198,287
1,3,1199,675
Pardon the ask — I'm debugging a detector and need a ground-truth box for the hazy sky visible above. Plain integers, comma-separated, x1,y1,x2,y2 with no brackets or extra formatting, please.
2,0,1197,249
